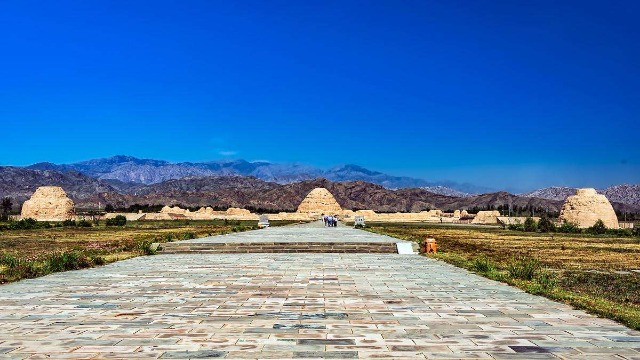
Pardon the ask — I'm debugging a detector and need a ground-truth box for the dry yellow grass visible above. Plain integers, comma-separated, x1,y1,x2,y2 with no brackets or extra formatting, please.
371,224,640,270
0,220,242,260
0,219,282,283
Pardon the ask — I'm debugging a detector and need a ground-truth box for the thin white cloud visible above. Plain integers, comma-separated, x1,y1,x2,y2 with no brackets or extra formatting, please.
218,150,237,156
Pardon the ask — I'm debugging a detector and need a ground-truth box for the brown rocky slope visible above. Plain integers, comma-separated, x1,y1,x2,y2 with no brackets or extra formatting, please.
79,179,640,214
2,167,639,214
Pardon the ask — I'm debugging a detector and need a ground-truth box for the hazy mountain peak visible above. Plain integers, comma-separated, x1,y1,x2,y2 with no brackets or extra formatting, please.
23,155,486,196
331,164,383,176
522,184,640,206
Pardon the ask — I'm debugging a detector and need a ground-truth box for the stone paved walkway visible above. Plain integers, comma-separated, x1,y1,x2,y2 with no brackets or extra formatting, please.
180,220,407,244
0,227,639,359
158,221,415,254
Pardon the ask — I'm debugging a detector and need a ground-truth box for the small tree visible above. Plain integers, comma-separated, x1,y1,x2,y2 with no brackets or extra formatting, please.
524,217,538,232
106,215,127,226
587,219,607,235
1,197,12,221
558,221,581,233
538,217,556,233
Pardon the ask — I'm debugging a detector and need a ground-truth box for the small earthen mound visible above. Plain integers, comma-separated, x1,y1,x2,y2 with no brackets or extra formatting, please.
21,186,75,221
226,208,251,215
160,206,189,214
471,210,501,224
297,188,342,214
196,207,215,214
559,188,619,229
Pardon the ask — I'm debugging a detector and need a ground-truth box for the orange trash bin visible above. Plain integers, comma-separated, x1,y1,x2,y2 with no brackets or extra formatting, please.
423,238,437,253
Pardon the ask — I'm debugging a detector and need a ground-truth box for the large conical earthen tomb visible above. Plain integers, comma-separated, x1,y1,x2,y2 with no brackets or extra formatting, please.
559,188,619,229
21,186,76,221
297,188,342,214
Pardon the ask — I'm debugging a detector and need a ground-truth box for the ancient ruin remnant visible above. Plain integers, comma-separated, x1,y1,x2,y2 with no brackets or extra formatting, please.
226,208,251,215
471,210,501,224
559,188,619,229
20,186,75,221
297,188,342,214
160,205,189,214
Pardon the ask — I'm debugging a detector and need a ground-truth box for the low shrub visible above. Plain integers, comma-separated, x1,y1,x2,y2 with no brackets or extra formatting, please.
181,232,196,240
558,221,581,233
472,256,496,273
2,251,97,281
138,241,157,255
163,233,174,241
607,228,633,236
536,271,557,289
77,220,92,227
524,217,538,232
91,256,106,265
508,223,524,231
5,261,39,279
2,218,52,230
507,256,541,280
586,219,607,235
538,217,556,233
0,252,19,268
62,219,77,227
44,251,91,272
106,215,127,226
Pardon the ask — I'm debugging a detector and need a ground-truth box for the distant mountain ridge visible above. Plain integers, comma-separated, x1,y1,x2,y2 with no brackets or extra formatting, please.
0,166,119,207
14,156,640,206
521,184,640,206
26,155,485,195
2,167,640,215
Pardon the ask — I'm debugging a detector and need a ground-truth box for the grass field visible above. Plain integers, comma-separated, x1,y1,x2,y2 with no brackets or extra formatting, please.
366,222,640,330
0,219,296,284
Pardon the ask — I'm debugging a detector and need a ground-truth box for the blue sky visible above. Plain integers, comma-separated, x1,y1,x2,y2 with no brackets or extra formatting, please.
1,0,638,191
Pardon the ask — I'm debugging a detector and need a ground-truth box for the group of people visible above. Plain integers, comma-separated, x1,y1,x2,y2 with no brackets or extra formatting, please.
323,215,339,227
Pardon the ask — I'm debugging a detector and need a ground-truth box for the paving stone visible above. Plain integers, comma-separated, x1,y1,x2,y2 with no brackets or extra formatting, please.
297,339,355,345
0,223,638,358
159,350,227,358
293,351,358,358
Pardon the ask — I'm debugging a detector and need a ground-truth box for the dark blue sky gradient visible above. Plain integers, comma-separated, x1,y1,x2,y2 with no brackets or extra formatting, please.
1,1,638,190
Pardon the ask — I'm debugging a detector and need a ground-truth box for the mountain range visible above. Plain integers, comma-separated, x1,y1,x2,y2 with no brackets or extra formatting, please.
1,156,638,213
2,164,640,214
521,184,640,206
26,155,489,195
0,166,565,213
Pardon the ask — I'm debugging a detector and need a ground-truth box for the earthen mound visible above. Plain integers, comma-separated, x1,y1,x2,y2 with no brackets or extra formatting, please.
559,188,619,228
160,206,189,214
21,186,75,221
226,208,251,215
471,210,501,224
297,188,342,214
